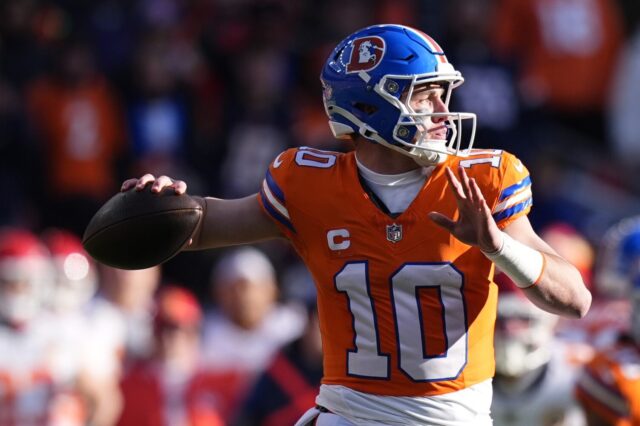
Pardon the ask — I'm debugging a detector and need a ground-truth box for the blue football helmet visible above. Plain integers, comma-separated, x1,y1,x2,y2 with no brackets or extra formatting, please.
321,24,476,165
595,216,640,343
596,216,640,297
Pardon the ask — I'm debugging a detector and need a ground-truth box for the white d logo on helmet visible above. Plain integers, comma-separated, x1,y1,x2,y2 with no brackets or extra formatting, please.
346,37,385,73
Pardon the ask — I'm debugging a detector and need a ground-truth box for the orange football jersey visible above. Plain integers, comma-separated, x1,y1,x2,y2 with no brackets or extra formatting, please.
258,147,532,397
575,340,640,426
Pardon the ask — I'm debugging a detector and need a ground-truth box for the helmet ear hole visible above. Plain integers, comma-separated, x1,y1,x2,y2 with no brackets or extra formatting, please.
352,102,378,116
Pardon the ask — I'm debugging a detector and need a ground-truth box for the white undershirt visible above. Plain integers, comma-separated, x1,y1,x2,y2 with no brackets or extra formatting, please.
355,156,431,214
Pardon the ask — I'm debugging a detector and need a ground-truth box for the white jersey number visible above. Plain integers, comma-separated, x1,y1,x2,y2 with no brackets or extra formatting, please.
459,149,502,169
335,262,468,382
294,147,337,168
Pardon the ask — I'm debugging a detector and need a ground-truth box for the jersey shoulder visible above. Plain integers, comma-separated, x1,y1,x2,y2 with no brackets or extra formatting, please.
267,147,347,177
258,147,352,237
264,147,350,195
446,149,532,228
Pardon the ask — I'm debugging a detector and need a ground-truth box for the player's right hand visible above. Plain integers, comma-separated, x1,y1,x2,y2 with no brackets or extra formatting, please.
120,174,187,195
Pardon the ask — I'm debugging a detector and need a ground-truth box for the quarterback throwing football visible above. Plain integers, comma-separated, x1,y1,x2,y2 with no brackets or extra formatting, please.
121,25,591,425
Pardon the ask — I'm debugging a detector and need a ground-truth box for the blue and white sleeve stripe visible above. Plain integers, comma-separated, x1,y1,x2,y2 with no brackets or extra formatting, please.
493,176,533,222
259,170,296,233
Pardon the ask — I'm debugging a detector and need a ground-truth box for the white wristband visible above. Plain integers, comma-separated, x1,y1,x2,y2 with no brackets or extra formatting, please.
482,232,546,289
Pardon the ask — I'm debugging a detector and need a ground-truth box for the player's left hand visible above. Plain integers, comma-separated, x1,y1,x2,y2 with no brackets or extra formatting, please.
428,165,503,253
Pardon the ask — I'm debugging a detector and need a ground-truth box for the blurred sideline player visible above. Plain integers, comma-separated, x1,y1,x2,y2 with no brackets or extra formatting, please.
97,264,162,360
74,265,164,423
117,286,225,426
41,228,124,426
200,247,306,419
236,300,323,426
121,24,591,424
0,227,87,425
491,271,586,426
575,216,640,425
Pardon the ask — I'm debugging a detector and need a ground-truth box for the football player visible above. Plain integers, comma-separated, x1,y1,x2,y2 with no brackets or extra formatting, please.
121,24,591,425
117,286,226,426
575,216,640,425
491,272,586,426
0,227,88,425
41,228,125,426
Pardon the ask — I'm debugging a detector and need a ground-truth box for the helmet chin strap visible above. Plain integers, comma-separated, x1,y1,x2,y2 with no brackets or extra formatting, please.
349,116,446,166
328,105,448,167
410,142,448,166
368,131,445,166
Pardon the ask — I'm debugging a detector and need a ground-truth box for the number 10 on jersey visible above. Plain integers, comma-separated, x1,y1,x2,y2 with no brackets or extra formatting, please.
335,262,468,382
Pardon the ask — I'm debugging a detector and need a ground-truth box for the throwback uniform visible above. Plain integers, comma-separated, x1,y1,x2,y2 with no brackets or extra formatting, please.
258,147,531,420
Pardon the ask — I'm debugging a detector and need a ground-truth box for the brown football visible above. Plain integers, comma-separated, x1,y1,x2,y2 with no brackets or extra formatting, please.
82,187,204,270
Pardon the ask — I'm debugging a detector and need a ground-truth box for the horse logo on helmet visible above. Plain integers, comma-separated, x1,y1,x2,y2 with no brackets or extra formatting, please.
346,36,386,73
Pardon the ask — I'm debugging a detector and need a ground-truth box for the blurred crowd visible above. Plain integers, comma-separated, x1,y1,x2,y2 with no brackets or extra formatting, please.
1,0,640,425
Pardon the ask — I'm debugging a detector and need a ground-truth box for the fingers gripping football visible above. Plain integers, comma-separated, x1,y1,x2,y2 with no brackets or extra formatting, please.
121,174,187,195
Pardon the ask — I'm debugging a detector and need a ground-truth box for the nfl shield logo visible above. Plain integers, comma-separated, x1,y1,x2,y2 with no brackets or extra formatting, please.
386,223,403,243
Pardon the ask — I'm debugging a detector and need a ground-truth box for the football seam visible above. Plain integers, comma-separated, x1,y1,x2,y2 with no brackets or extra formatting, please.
83,207,202,244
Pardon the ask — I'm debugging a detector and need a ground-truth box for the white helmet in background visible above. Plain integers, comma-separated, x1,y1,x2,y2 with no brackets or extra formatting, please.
0,228,53,325
494,271,558,378
41,228,97,313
